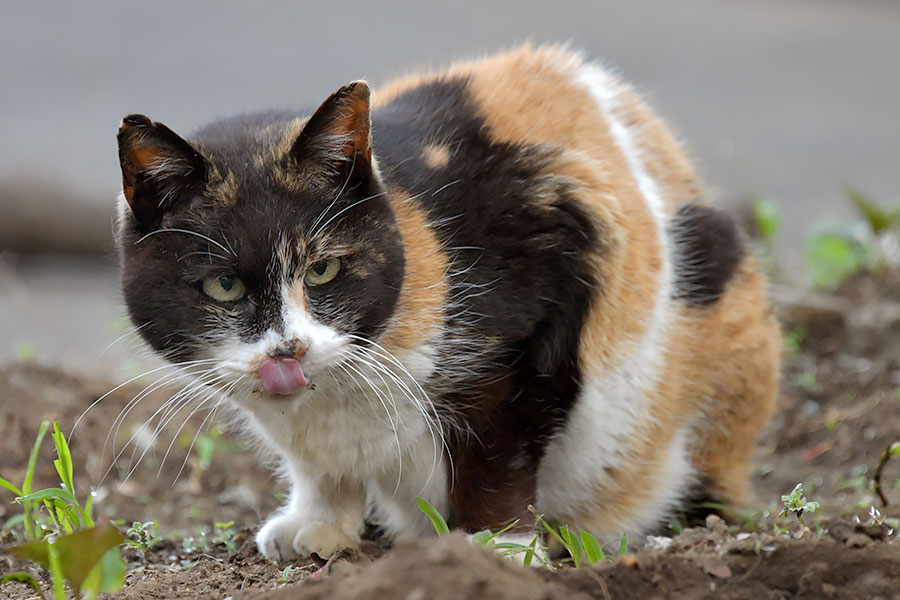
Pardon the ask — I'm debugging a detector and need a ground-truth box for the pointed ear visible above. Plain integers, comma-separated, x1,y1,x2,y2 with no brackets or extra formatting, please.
287,81,373,184
117,114,208,227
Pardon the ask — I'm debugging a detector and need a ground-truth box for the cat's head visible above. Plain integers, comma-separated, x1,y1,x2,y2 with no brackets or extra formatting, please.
116,81,407,401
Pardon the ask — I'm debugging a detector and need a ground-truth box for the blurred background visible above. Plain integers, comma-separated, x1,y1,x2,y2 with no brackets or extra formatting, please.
1,0,898,375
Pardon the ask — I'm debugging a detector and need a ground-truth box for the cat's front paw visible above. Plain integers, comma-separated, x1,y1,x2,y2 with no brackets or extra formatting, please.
256,514,359,560
292,521,359,557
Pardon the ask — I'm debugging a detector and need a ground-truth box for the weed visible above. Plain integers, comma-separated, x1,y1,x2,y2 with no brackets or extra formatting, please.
751,196,781,279
873,441,900,507
416,497,623,569
0,421,126,599
182,531,211,554
778,483,820,528
213,520,237,553
416,497,449,536
278,566,292,583
124,521,162,557
805,188,899,289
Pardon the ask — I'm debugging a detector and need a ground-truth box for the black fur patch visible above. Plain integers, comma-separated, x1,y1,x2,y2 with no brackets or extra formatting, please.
670,204,745,307
374,78,605,531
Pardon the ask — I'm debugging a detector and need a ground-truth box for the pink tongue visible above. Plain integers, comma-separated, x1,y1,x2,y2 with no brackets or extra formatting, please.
259,358,309,395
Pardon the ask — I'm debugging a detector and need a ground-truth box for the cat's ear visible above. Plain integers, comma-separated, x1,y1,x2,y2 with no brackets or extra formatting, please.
117,114,208,227
287,81,373,184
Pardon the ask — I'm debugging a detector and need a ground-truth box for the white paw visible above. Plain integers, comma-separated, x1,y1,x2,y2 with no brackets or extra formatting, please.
256,513,359,560
292,521,359,557
256,513,304,561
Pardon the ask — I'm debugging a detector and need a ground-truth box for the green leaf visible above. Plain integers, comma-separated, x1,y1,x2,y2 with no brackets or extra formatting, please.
416,497,449,536
617,532,628,558
46,540,66,600
51,422,75,497
806,234,863,289
2,513,26,532
0,572,48,600
849,187,895,234
559,526,583,568
470,530,495,546
889,442,900,457
80,547,126,599
751,197,780,241
523,536,537,568
18,487,81,507
0,475,23,497
10,522,125,593
581,530,605,564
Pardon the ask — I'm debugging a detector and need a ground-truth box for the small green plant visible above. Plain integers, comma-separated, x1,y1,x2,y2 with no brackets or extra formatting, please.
778,483,820,527
278,566,292,583
416,497,622,569
751,196,781,279
873,441,900,506
416,497,449,536
212,520,237,553
124,521,162,557
805,187,900,289
0,421,126,600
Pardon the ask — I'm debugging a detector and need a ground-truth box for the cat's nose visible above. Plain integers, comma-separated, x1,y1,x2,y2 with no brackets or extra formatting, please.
271,340,307,360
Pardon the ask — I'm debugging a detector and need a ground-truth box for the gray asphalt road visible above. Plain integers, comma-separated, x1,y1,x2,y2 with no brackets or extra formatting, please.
1,0,898,372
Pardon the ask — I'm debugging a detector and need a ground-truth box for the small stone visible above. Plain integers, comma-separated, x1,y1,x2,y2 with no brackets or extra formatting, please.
645,535,673,550
618,554,639,569
846,533,872,548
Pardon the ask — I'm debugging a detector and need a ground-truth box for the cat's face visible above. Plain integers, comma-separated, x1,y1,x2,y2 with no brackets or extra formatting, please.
116,82,405,402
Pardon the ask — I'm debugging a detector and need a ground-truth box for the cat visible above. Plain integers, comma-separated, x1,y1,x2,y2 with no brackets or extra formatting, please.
115,45,780,560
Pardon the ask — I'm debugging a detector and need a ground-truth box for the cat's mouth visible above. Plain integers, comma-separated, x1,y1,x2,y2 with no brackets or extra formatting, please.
259,357,310,395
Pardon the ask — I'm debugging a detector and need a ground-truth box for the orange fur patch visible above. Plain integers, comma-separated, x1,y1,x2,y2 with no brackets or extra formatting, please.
421,143,451,170
379,190,448,354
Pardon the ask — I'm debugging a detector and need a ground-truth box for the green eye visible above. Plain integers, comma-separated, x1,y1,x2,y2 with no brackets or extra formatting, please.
305,258,341,286
202,274,246,302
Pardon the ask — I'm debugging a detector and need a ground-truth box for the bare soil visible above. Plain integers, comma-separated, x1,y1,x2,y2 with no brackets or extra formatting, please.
1,272,899,599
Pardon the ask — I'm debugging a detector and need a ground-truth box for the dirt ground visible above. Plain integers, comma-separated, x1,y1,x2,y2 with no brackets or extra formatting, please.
1,271,899,599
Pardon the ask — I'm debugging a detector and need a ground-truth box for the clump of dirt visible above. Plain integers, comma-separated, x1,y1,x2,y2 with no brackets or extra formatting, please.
1,269,899,599
236,534,595,600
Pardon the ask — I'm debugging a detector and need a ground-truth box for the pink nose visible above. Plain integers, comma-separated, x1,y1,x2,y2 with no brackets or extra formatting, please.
259,357,309,395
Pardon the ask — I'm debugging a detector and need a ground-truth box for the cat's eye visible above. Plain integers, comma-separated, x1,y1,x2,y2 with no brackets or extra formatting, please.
305,258,341,286
202,274,246,302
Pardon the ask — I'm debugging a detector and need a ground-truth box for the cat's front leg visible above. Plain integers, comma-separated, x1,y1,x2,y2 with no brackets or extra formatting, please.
256,470,365,561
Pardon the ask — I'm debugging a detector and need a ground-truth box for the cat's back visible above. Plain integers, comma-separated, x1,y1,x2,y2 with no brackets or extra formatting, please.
371,45,780,539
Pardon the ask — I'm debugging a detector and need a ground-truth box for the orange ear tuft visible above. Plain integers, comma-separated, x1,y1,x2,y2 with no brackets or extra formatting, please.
116,114,207,225
288,81,373,179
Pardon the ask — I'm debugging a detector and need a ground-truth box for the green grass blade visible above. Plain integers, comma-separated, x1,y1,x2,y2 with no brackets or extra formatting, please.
19,488,80,506
617,532,628,558
523,536,537,568
23,422,51,496
0,573,48,600
470,530,494,545
559,526,583,568
580,530,605,564
22,421,51,541
2,513,26,532
83,490,95,527
416,497,449,536
538,518,567,548
0,476,23,497
51,422,75,496
46,541,66,600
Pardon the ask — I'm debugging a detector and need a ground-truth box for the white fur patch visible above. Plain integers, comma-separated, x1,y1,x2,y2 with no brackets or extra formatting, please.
209,274,447,552
536,61,687,541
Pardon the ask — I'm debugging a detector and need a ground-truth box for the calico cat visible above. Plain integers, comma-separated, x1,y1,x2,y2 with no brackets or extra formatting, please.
115,45,780,560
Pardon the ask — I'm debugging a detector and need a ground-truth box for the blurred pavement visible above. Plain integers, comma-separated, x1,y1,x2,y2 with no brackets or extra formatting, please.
1,0,898,373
